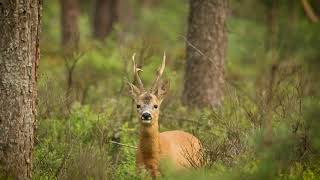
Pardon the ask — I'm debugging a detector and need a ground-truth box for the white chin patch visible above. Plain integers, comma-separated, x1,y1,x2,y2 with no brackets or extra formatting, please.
141,116,152,124
141,119,151,124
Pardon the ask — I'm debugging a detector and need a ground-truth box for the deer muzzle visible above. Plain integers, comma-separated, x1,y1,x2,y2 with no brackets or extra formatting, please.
141,112,152,124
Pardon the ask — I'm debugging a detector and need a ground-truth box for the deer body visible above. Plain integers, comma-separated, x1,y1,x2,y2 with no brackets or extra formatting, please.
127,53,202,177
137,119,202,177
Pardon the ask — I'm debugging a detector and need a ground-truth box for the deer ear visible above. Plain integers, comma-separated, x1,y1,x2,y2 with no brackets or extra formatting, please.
154,79,170,101
127,82,141,99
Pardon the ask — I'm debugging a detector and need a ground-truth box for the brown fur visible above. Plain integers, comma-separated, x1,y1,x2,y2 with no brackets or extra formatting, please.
142,93,153,103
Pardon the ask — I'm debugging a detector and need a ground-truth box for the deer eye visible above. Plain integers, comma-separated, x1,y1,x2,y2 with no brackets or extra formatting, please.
154,105,158,109
136,105,141,109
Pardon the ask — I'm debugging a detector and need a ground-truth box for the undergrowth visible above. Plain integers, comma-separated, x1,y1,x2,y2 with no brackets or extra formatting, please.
34,0,320,179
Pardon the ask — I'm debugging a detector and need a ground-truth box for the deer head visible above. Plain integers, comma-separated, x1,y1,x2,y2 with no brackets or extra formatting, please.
127,53,170,125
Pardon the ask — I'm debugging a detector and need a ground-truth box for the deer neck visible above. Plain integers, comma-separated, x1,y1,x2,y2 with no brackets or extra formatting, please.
139,121,160,160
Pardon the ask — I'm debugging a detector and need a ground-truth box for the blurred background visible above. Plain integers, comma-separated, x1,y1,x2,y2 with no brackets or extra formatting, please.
35,0,320,179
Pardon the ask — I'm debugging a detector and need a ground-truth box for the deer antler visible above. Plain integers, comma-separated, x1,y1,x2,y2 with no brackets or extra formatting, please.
151,52,166,92
132,53,144,90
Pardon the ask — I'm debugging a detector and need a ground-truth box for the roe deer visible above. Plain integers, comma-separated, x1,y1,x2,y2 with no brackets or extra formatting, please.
127,53,202,177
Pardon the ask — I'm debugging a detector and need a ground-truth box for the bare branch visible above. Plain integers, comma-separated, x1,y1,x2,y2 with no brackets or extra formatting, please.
110,140,137,149
301,0,319,23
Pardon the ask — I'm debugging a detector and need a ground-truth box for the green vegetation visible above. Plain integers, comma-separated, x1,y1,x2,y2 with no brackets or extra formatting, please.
34,0,320,179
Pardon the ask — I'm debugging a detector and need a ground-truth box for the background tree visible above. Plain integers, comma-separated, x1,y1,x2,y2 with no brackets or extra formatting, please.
0,0,41,179
182,0,228,108
93,0,118,40
60,0,80,111
60,0,79,53
264,0,278,51
117,0,134,34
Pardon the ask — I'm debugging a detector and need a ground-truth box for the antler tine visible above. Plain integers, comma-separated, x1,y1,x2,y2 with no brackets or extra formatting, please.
151,52,166,92
132,53,144,90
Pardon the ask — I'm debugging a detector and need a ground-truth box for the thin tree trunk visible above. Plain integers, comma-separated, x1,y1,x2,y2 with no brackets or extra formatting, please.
265,0,278,51
60,0,79,54
0,0,42,179
93,0,118,40
117,0,134,31
116,0,134,44
182,0,228,108
283,1,299,58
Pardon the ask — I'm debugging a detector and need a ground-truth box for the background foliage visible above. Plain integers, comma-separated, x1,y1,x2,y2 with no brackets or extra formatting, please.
34,0,320,179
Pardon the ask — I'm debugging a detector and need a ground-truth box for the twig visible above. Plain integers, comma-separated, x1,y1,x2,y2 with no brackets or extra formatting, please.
110,140,137,149
55,144,73,178
64,52,85,112
179,35,215,63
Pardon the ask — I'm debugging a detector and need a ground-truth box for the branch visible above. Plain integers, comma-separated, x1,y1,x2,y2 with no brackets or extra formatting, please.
110,140,137,149
301,0,319,23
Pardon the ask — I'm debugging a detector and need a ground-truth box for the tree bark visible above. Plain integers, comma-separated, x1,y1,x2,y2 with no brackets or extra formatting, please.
182,0,228,108
60,0,79,54
0,0,41,179
93,0,118,40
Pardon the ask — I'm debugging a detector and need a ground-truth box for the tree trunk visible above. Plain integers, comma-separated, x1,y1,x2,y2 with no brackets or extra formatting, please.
117,0,135,42
265,0,278,51
93,0,118,40
117,0,134,30
0,0,41,179
182,0,228,108
60,0,79,54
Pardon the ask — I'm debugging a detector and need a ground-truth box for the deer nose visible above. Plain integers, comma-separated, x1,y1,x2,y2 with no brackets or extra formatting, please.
141,112,152,120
